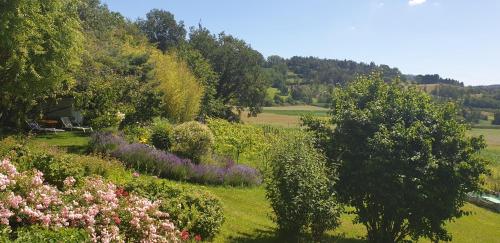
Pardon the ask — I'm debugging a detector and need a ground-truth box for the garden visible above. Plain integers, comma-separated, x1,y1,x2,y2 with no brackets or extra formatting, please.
1,77,500,242
1,1,499,242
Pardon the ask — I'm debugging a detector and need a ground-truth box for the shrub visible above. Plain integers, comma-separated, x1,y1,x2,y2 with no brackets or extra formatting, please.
206,118,270,164
88,132,126,155
265,132,341,242
0,158,181,242
89,112,124,130
122,124,151,144
26,153,86,189
124,177,224,240
3,139,228,240
171,121,214,164
12,226,90,243
89,132,261,186
150,118,173,150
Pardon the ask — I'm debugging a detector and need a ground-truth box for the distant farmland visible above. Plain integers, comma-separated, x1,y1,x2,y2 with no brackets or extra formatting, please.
241,105,329,127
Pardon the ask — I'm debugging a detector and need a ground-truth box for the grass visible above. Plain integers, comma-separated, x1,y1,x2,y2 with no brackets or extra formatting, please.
30,131,90,154
167,182,500,243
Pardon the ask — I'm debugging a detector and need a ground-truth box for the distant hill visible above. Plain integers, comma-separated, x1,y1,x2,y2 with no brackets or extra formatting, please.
263,55,500,114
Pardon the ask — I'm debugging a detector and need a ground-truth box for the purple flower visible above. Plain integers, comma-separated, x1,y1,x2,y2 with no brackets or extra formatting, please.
90,132,261,186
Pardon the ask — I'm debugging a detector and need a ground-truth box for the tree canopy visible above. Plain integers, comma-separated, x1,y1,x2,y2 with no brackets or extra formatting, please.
189,26,268,117
0,0,83,128
304,74,489,243
138,9,186,52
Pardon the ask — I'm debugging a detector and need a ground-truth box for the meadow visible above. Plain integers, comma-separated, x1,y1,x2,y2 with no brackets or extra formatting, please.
26,106,500,243
241,105,329,127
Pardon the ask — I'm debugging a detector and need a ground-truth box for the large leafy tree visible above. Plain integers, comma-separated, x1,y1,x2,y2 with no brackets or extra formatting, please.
137,9,186,52
307,74,489,242
0,0,83,128
74,0,150,128
189,26,267,118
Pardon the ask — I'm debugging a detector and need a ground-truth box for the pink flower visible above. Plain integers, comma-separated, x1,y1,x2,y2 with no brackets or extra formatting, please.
195,234,202,241
132,172,140,177
63,177,76,187
8,194,23,209
32,171,44,186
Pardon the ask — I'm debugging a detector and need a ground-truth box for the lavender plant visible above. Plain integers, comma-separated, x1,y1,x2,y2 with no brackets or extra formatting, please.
89,132,261,186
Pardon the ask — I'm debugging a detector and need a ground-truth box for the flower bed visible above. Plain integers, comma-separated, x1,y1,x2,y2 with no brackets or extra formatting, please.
0,158,183,242
90,132,261,186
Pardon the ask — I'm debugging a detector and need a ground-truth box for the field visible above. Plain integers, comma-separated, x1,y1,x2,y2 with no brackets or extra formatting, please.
241,105,329,127
26,107,500,243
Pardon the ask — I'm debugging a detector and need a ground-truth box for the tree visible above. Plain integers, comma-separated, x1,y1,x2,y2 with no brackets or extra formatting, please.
492,112,500,125
189,26,268,118
306,74,488,242
0,0,83,128
74,2,151,128
176,45,223,119
137,9,186,52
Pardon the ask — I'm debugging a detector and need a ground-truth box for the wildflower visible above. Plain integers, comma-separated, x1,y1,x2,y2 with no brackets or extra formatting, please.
132,172,140,177
195,234,202,241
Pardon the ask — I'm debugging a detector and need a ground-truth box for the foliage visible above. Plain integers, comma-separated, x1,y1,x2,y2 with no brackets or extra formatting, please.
206,118,270,163
286,56,402,86
308,74,489,243
5,226,90,243
176,45,224,119
124,177,224,240
411,74,463,86
149,50,204,122
300,115,335,161
149,118,174,150
492,112,500,125
0,0,83,128
171,122,214,163
462,108,487,124
74,3,151,128
0,158,181,242
89,132,261,186
189,25,268,117
122,124,152,144
21,153,86,189
265,131,341,241
137,9,186,52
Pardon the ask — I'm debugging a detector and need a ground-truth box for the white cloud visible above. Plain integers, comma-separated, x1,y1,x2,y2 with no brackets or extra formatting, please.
408,0,427,6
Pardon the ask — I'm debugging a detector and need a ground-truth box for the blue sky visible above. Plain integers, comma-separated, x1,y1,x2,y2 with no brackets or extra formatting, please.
101,0,500,85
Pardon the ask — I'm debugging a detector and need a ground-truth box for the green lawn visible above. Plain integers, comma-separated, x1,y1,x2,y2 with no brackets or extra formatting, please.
30,131,90,154
28,130,500,243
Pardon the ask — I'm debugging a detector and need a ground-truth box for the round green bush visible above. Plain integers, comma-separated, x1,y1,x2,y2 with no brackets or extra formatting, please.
171,121,214,163
150,118,173,150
